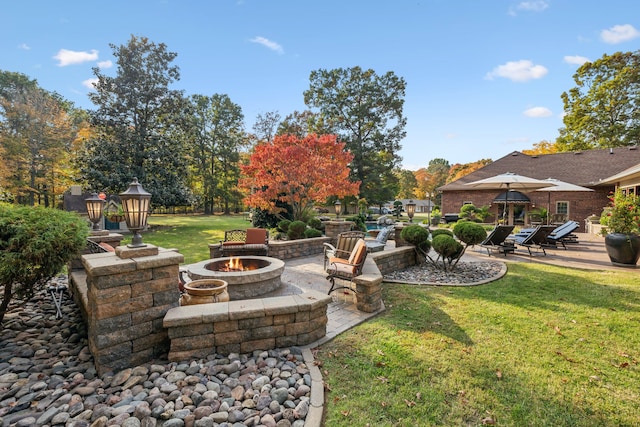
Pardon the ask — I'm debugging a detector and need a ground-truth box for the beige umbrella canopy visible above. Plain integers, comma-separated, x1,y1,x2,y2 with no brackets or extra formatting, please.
534,178,594,224
465,172,557,222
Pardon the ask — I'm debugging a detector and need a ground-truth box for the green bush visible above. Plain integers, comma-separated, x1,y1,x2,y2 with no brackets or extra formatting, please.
277,219,291,233
431,234,463,260
307,217,323,231
287,220,307,240
453,221,487,246
431,228,453,238
304,228,323,238
345,214,367,232
400,225,431,254
0,204,89,324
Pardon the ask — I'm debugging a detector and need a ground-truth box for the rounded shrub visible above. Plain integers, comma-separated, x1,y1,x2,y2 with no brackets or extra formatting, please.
431,234,463,259
277,219,291,233
400,225,431,253
287,220,307,240
453,221,487,246
304,228,323,238
431,228,453,238
307,217,322,231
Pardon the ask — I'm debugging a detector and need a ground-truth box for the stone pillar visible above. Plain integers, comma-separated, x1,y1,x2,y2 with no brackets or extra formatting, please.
394,223,409,247
69,231,123,271
324,221,355,242
82,244,184,375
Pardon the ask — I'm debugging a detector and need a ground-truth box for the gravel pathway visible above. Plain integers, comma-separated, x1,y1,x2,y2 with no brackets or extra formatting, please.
384,260,505,285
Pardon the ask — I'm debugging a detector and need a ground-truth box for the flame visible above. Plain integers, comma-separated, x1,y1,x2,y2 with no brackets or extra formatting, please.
227,257,243,271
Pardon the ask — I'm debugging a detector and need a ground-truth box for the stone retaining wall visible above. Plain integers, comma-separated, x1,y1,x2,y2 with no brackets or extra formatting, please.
209,236,331,260
163,291,332,361
371,246,417,275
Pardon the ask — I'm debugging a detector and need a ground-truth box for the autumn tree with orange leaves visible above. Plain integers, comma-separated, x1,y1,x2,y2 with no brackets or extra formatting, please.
240,134,360,221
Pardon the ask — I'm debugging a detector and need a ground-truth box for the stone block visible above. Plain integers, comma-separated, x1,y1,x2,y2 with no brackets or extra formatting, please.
168,322,214,339
132,250,184,268
93,294,154,320
295,311,310,322
131,276,176,295
171,334,215,352
94,321,153,349
228,300,265,320
275,335,298,348
153,289,180,306
132,331,168,353
89,269,153,290
132,304,176,325
115,244,159,259
262,296,299,315
215,343,240,355
250,325,285,340
152,264,180,280
285,321,311,336
273,313,296,325
88,284,131,304
89,313,132,335
215,330,250,346
169,348,215,362
240,338,275,354
213,320,238,333
238,316,273,330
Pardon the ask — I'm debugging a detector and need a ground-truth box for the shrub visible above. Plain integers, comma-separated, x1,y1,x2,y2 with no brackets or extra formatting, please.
307,217,322,231
400,225,431,258
453,221,487,246
431,234,463,260
0,204,89,324
287,220,307,240
277,219,291,233
304,228,323,238
431,228,453,238
345,214,367,232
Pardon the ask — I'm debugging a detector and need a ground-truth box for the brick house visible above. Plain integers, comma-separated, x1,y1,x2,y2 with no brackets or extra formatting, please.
438,147,640,231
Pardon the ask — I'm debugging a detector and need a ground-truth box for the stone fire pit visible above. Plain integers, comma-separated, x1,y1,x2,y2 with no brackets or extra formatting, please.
186,256,285,300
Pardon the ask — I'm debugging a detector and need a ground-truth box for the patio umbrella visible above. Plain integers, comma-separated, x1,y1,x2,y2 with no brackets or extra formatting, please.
534,178,594,224
464,172,557,223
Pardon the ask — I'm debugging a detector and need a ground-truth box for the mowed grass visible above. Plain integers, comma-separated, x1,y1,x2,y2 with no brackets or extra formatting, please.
318,263,640,427
144,214,249,264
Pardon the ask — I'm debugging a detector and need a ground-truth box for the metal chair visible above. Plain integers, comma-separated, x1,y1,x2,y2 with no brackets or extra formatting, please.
323,230,366,269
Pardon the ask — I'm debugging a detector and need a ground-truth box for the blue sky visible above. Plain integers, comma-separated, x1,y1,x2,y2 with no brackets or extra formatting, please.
2,1,639,169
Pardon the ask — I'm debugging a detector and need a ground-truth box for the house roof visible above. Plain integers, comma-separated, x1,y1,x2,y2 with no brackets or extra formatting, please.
439,146,640,191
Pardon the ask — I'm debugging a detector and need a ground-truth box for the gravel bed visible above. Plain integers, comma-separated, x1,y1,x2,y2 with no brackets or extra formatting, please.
384,260,504,285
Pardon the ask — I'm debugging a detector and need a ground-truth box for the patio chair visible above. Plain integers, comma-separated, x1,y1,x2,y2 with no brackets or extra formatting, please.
365,226,394,252
480,225,515,256
545,220,580,249
326,238,368,294
511,225,556,256
323,230,366,269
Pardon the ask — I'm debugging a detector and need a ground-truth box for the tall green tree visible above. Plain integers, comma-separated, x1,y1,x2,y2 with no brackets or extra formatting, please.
303,66,407,206
186,94,245,214
0,71,76,206
557,50,640,151
277,110,330,138
395,168,418,199
80,35,190,206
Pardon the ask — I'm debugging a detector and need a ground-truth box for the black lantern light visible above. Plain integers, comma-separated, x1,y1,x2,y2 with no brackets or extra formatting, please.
119,178,151,247
85,192,105,231
406,199,416,223
334,200,341,219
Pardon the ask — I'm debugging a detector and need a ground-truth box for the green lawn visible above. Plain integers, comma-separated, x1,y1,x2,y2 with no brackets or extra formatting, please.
142,215,639,425
318,263,640,426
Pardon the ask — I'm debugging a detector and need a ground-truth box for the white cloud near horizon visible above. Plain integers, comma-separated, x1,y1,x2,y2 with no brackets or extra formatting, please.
18,43,30,50
97,60,112,69
249,36,284,54
601,24,640,44
485,60,548,82
564,55,590,66
523,106,552,117
82,78,98,89
53,49,99,66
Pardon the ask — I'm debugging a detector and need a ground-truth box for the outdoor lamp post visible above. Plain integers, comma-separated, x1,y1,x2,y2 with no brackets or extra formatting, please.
406,199,416,223
119,178,151,247
85,193,105,231
334,200,341,219
426,191,434,226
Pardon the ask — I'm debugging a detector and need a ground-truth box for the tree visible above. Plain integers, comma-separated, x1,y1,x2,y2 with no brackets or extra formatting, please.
303,66,407,206
447,159,492,183
240,134,360,221
187,94,245,214
80,35,190,206
0,71,77,206
557,51,640,151
0,203,88,324
277,110,331,138
252,111,281,144
395,168,418,199
522,140,558,155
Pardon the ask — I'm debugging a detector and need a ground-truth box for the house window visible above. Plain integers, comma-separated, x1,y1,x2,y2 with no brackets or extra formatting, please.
556,201,568,215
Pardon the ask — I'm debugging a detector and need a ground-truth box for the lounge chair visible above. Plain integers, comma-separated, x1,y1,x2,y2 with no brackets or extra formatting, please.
511,225,556,256
365,226,393,252
326,238,368,294
545,220,579,249
323,231,366,269
480,225,515,256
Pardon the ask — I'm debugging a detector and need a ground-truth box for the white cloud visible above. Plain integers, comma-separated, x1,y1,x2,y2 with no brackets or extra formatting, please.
250,36,284,54
97,60,113,69
485,60,548,82
508,0,549,16
82,78,98,89
18,43,30,50
445,133,458,139
523,107,552,117
53,49,98,66
600,24,640,44
564,55,590,66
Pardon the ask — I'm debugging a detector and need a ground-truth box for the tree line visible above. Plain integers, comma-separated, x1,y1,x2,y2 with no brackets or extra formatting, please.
2,35,639,213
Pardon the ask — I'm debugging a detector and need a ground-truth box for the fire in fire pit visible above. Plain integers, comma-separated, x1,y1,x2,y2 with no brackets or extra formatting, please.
206,257,270,272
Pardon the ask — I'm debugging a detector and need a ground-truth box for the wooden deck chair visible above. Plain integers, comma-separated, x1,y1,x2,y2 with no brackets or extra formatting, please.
511,225,556,256
326,238,368,294
480,225,515,256
323,230,366,269
545,221,579,249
